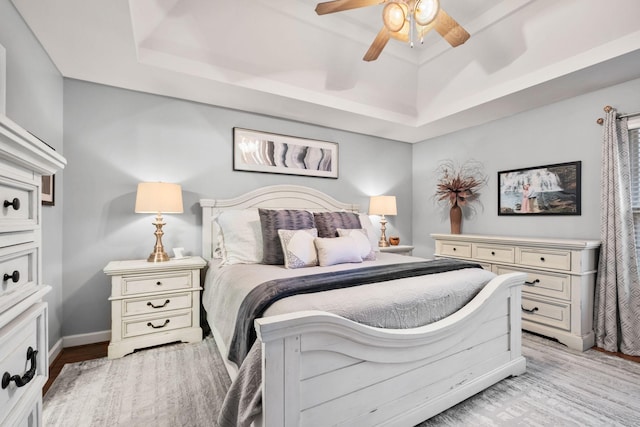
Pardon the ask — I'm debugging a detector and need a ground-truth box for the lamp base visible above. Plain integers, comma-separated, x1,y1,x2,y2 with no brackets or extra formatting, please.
378,216,390,247
147,249,170,263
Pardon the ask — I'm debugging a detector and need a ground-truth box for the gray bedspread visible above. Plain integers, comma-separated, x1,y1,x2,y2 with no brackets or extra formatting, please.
229,259,481,366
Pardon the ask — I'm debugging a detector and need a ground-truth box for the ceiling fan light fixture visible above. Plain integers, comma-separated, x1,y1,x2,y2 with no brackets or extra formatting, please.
414,0,439,26
382,2,406,32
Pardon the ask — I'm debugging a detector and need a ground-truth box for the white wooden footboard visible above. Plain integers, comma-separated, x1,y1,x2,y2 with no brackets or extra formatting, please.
255,272,526,427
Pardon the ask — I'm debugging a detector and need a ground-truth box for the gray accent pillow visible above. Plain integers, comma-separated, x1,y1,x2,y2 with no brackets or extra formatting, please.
313,211,362,238
259,209,316,265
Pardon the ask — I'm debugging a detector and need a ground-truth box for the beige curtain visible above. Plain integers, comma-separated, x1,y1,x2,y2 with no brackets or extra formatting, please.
594,107,640,355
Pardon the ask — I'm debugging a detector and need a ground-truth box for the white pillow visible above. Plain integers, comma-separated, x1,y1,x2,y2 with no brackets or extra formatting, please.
337,228,376,261
358,213,380,252
216,209,263,265
278,228,318,269
314,236,363,267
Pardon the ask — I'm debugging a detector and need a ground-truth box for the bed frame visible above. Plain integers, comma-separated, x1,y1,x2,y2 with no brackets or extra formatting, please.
201,185,526,426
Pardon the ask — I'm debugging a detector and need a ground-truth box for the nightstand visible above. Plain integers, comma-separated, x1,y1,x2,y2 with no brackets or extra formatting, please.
380,245,415,256
104,256,207,358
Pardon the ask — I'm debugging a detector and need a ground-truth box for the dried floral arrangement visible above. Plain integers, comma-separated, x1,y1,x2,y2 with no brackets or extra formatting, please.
434,159,488,213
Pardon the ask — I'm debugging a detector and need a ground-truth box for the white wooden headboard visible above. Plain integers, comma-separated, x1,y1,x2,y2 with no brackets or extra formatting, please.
200,185,360,260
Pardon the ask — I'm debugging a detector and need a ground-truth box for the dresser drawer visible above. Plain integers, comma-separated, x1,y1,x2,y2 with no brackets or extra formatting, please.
495,266,571,300
518,248,571,271
121,292,193,317
122,309,193,338
0,177,37,232
0,248,37,301
121,271,193,296
521,295,570,331
473,243,514,263
0,303,47,427
439,241,471,258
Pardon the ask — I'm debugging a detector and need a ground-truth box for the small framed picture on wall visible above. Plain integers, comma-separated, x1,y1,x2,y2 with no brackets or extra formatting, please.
42,175,54,206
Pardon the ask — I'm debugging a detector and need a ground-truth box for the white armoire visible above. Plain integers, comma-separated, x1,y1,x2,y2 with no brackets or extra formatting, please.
0,114,66,426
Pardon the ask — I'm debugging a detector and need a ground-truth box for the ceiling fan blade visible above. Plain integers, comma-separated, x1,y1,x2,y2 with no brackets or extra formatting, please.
315,0,382,15
363,27,391,61
433,9,470,47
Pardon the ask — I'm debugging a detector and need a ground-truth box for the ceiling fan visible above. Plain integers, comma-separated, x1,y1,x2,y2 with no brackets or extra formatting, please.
315,0,470,61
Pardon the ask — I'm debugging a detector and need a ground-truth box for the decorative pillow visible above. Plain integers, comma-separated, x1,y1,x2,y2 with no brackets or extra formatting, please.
313,211,361,238
259,209,316,265
337,228,376,261
216,209,263,265
278,229,318,269
358,213,381,252
314,236,363,267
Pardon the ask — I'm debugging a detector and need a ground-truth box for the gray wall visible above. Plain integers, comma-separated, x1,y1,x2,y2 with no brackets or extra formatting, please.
62,79,413,336
0,2,65,349
412,76,640,258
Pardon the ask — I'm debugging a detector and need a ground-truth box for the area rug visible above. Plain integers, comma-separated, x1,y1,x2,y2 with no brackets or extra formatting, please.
43,332,640,426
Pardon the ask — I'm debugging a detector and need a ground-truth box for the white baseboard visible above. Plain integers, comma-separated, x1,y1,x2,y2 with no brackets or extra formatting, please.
63,330,111,348
49,338,64,364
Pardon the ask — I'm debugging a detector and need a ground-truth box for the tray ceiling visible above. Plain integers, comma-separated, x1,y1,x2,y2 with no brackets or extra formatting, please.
11,0,640,142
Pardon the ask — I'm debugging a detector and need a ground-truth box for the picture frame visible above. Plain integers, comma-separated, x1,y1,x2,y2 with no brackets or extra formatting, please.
42,175,54,206
498,161,581,216
233,128,338,179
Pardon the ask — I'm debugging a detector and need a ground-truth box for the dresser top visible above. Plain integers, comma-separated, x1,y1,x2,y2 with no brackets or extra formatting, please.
431,233,601,250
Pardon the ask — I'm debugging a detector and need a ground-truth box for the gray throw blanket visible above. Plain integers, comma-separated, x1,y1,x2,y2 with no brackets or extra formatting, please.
228,259,481,366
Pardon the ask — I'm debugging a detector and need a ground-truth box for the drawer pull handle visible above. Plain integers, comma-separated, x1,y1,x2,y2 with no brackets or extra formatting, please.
524,279,540,286
147,319,170,329
3,198,20,211
156,281,162,286
147,299,170,309
2,347,37,389
521,305,539,314
491,251,495,256
3,271,20,283
540,257,545,262
452,248,457,251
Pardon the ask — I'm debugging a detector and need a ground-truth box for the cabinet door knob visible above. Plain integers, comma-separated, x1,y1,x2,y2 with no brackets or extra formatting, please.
2,347,38,389
452,247,457,251
491,251,495,256
540,257,545,262
3,198,20,211
156,281,162,286
3,271,20,283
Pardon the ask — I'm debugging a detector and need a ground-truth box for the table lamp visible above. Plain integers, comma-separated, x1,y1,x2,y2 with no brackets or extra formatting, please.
135,182,183,262
369,195,397,247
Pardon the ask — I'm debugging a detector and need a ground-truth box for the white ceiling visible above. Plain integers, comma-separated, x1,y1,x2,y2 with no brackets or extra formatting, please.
11,0,640,143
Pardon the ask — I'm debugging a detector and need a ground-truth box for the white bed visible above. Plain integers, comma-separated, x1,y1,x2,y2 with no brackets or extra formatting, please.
200,185,526,427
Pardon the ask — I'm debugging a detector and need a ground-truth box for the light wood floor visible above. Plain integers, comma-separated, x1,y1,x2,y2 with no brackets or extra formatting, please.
43,339,639,397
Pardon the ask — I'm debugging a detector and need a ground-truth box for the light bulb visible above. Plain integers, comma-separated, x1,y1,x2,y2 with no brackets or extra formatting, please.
414,0,439,26
382,2,406,32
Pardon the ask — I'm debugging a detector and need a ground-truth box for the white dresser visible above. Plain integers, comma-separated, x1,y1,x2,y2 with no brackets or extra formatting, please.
0,114,66,426
104,257,206,359
432,233,600,351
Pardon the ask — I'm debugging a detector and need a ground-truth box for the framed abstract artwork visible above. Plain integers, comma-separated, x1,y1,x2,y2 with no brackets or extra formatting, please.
233,128,338,178
498,161,581,216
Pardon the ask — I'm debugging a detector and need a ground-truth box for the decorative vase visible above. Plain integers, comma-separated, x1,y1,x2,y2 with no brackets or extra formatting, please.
389,236,400,246
450,203,462,234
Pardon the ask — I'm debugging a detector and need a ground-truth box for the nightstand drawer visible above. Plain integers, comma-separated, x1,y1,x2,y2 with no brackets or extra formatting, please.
473,243,514,263
518,248,571,271
122,292,193,317
521,295,570,331
122,310,193,338
122,271,192,296
495,266,571,300
439,241,471,258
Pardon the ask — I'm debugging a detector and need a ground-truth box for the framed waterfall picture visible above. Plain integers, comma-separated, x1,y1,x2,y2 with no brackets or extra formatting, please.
498,161,581,215
233,128,338,178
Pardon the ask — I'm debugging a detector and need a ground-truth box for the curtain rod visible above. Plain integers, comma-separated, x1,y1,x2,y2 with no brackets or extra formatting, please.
596,105,640,125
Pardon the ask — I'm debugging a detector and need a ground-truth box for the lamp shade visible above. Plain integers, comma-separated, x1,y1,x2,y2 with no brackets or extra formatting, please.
135,182,184,214
369,195,397,216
